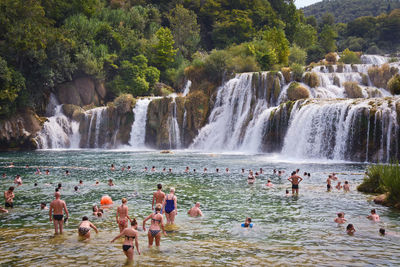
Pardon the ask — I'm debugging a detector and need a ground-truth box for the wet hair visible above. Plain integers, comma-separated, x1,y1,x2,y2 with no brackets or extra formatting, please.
346,224,354,231
55,188,59,192
304,172,307,176
34,183,38,186
247,217,252,223
58,183,62,188
74,186,78,191
216,168,219,172
131,218,137,226
111,164,114,167
338,213,343,218
152,166,155,168
291,171,296,175
371,209,376,214
155,203,162,211
308,173,311,176
379,228,385,235
79,180,83,183
157,184,162,189
268,180,271,183
193,169,196,172
286,189,289,194
345,181,348,184
82,216,89,221
92,205,98,212
170,187,175,193
97,212,102,217
41,202,46,206
122,198,127,203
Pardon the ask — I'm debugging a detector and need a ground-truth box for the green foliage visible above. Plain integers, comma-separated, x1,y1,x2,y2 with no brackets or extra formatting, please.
289,45,307,65
339,48,361,64
290,63,304,82
151,27,178,70
293,23,317,49
387,74,400,95
306,45,326,64
261,27,290,65
319,24,338,53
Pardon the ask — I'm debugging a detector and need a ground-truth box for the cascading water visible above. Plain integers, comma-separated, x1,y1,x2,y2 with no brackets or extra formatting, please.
35,95,80,149
168,97,182,149
129,98,152,148
84,107,107,148
182,80,192,97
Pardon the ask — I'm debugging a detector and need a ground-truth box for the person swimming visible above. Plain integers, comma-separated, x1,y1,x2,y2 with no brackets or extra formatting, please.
204,168,208,173
143,204,166,247
346,224,355,235
40,202,48,210
151,166,156,172
108,179,114,186
343,181,350,192
111,218,140,260
367,209,380,222
336,181,342,190
241,217,253,228
163,188,177,224
93,205,99,215
78,216,98,239
266,180,273,187
185,166,189,173
334,212,347,224
188,202,203,217
111,164,115,171
248,171,255,184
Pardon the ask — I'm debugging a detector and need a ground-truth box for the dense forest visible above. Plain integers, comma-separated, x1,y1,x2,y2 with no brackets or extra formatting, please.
303,0,400,23
0,0,400,120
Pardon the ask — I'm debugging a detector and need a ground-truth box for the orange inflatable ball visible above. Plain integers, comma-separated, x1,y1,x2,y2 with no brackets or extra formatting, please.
100,195,113,205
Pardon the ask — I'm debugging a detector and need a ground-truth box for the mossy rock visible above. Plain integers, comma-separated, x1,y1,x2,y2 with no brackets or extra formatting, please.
154,82,174,96
327,65,334,73
368,64,394,89
273,76,281,99
387,74,400,95
361,73,369,86
336,63,344,73
113,94,136,114
366,88,382,98
344,82,364,98
333,75,341,87
303,72,320,88
62,104,85,121
287,82,310,101
280,67,291,83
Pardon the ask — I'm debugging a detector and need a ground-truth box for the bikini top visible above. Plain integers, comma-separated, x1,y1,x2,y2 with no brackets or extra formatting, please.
152,214,161,223
125,235,135,240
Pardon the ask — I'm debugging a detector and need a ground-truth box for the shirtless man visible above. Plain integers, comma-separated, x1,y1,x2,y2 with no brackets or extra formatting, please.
334,212,347,224
152,184,165,211
78,216,98,239
336,181,342,190
188,202,203,217
49,192,69,234
14,175,22,186
343,181,350,192
4,187,15,208
116,198,132,232
367,209,380,222
288,171,303,195
326,175,332,191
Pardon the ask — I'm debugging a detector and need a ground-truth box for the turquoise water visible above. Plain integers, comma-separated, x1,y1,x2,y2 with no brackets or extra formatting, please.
0,150,399,266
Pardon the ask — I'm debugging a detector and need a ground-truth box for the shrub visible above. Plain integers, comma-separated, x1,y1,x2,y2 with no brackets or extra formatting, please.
287,82,310,101
289,45,307,65
291,63,304,82
368,64,395,89
333,75,340,87
303,72,319,88
387,74,400,95
230,55,260,73
339,48,361,64
357,164,385,194
344,81,363,98
325,52,337,64
281,67,291,83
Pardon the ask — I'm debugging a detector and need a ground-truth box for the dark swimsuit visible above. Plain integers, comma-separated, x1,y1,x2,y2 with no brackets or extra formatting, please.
164,195,175,214
149,215,162,237
53,214,63,221
292,184,299,189
327,184,331,190
5,202,13,208
122,235,135,251
79,227,90,236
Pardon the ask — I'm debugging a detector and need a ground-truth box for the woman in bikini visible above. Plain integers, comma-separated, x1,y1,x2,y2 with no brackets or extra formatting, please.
116,198,132,233
143,204,166,247
78,216,98,239
162,188,177,224
111,218,140,261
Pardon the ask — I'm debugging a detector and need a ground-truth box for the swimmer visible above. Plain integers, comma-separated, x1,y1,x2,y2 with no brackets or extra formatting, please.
49,192,69,234
41,202,48,210
2,173,5,178
226,168,229,173
266,180,273,187
260,168,263,174
143,204,166,247
285,189,290,196
14,175,22,186
97,209,104,217
79,180,83,186
278,170,282,177
57,183,62,190
379,228,386,236
288,171,303,195
308,173,311,178
193,169,196,173
255,172,259,176
111,164,115,171
152,184,166,211
121,167,125,171
343,181,350,192
185,166,189,173
144,167,148,172
45,170,50,175
151,166,156,172
204,168,208,173
303,172,307,176
188,202,203,217
216,168,219,173
35,168,41,175
8,162,14,168
296,168,300,174
334,212,346,224
367,209,380,222
93,205,99,215
336,181,342,190
65,170,70,175
74,186,79,192
0,206,8,213
241,217,253,228
116,198,132,232
108,179,114,186
78,216,98,239
346,224,355,235
127,166,131,171
25,165,29,168
4,187,15,208
332,173,338,180
163,188,177,224
111,218,140,260
34,183,38,187
94,180,100,186
241,168,245,174
162,168,166,172
168,168,172,173
247,171,255,184
327,175,332,191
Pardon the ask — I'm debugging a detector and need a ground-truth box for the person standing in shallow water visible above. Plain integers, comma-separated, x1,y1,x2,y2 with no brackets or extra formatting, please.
288,171,303,195
4,187,15,208
152,184,165,211
163,188,177,224
143,204,166,247
116,198,132,233
111,218,140,261
49,192,69,234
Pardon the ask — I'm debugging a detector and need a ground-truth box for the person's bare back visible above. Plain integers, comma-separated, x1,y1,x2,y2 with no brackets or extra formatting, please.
49,192,68,234
188,203,203,217
50,199,66,215
152,184,165,210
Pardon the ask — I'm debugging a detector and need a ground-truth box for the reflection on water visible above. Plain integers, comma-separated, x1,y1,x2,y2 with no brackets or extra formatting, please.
1,151,400,266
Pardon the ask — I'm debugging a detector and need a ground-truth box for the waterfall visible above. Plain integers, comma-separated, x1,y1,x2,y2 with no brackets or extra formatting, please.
361,55,389,65
35,96,80,149
84,107,107,148
129,98,151,148
168,97,181,149
182,80,192,97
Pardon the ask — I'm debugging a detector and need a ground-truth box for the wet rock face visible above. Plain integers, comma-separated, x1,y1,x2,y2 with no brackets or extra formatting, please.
0,110,42,150
55,76,106,107
145,97,173,149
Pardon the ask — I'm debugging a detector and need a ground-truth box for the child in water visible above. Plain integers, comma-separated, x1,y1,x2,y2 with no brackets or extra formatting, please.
241,217,253,228
334,212,346,224
346,224,355,235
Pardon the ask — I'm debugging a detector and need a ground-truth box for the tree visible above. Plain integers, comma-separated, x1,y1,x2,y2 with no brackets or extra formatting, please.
293,23,317,49
151,27,178,70
261,27,290,65
167,4,200,59
289,45,307,65
319,25,337,53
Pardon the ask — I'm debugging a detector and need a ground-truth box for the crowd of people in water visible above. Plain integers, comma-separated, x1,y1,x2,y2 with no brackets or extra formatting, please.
0,162,393,262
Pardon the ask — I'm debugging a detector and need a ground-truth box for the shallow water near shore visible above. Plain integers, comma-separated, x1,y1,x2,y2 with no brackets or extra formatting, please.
1,150,400,266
